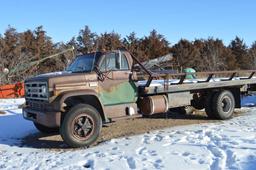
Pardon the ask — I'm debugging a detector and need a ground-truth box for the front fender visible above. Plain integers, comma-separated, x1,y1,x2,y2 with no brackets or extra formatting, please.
52,89,106,120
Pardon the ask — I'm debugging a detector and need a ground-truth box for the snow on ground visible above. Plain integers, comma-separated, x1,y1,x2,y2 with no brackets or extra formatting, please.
0,98,256,170
0,98,24,112
0,98,37,148
241,95,256,107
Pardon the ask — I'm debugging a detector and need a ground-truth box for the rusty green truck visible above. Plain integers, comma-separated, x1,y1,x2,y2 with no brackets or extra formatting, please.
23,50,256,147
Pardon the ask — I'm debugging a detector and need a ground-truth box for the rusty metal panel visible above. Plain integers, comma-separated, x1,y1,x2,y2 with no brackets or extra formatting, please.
167,92,192,108
104,102,137,118
23,107,61,127
99,81,137,106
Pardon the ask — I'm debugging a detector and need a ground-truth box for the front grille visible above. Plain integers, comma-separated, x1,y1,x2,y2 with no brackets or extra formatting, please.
27,101,49,111
25,82,48,101
29,102,41,110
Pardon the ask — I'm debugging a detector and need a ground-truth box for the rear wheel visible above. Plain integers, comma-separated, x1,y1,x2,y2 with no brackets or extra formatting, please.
205,92,217,119
60,104,102,148
212,90,235,120
34,122,58,133
191,93,205,110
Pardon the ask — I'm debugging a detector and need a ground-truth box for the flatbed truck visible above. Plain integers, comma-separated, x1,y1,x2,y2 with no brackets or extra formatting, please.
22,50,256,147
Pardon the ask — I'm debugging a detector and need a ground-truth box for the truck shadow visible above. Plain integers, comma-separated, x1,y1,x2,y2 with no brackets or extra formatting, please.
20,109,243,150
145,111,209,120
145,108,243,120
20,110,211,150
21,132,69,150
0,111,69,150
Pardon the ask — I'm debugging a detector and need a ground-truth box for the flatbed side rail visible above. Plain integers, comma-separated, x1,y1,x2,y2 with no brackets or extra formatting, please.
137,70,256,94
154,70,256,84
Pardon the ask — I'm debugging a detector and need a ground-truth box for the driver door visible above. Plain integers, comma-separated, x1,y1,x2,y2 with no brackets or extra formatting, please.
98,51,137,106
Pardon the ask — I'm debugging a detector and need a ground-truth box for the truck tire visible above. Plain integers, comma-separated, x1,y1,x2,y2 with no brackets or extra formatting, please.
205,92,217,119
60,104,102,148
191,93,205,110
212,90,235,120
34,122,59,133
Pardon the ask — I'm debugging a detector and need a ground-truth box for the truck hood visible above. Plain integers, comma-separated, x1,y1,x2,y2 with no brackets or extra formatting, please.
25,71,98,88
35,71,72,78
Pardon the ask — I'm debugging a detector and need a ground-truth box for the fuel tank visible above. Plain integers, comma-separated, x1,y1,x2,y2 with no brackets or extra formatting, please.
139,95,168,115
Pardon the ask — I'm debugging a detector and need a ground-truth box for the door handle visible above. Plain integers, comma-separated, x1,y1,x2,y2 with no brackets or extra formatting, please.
125,71,132,75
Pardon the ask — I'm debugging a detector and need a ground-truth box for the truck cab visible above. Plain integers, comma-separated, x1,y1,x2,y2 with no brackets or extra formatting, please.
23,50,139,147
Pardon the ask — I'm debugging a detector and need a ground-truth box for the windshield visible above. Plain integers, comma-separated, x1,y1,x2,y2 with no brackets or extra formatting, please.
66,54,95,73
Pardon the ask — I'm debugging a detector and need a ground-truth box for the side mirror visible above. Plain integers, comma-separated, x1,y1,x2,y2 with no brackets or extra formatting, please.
66,59,71,65
132,65,141,72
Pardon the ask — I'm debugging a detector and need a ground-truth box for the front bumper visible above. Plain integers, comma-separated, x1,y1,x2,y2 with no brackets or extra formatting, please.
23,107,61,128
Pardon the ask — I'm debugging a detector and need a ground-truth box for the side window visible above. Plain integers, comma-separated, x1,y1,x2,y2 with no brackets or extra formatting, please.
121,53,129,70
100,53,119,71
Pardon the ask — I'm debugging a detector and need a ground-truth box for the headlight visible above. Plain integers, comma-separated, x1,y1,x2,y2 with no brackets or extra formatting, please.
41,86,47,96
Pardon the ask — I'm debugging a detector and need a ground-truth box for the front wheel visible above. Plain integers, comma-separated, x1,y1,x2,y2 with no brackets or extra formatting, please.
60,104,102,148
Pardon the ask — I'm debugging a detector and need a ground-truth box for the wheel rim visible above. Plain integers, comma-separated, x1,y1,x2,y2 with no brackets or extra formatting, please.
221,96,232,113
71,113,94,141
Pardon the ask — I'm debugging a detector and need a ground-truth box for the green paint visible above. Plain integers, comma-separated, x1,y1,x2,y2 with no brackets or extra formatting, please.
99,82,137,106
184,68,196,79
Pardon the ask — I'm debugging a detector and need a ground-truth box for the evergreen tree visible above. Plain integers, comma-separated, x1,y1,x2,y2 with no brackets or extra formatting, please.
123,32,145,61
76,26,97,53
200,38,226,71
97,31,122,51
1,25,256,84
172,39,200,71
248,41,256,69
141,29,170,60
229,36,249,69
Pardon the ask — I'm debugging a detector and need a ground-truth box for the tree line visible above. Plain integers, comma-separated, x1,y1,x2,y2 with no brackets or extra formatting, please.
0,25,256,84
